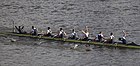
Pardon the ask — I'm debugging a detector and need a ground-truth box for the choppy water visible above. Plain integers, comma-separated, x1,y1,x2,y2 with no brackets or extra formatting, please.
0,0,140,66
0,0,140,43
0,35,140,66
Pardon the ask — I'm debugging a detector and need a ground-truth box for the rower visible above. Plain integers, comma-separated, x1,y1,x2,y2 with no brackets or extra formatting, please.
95,32,104,42
119,30,127,44
82,26,89,41
55,28,67,38
45,27,53,37
30,26,37,35
68,29,78,40
118,31,139,46
15,26,26,34
105,32,115,43
109,33,115,43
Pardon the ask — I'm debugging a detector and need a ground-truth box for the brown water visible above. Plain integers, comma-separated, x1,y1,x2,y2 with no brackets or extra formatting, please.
0,0,140,66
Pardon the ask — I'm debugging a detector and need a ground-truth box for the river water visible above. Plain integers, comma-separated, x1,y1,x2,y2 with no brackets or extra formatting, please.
0,36,140,66
0,0,140,66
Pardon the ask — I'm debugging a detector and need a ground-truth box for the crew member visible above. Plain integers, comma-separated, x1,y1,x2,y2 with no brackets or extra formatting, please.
15,26,26,34
82,26,89,41
119,30,127,44
46,27,53,37
55,28,67,38
31,26,37,35
105,32,115,43
95,32,104,42
69,29,78,39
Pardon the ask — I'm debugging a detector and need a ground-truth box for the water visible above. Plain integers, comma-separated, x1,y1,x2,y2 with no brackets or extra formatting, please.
0,0,140,66
0,0,140,43
0,36,140,66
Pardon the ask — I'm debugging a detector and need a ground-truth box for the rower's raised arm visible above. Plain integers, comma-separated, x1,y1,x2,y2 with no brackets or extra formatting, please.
123,30,127,37
21,26,24,29
64,31,67,36
82,30,85,34
15,26,19,30
86,26,89,32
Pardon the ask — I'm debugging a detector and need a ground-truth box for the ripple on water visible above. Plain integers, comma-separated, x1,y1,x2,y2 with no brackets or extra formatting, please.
0,0,140,65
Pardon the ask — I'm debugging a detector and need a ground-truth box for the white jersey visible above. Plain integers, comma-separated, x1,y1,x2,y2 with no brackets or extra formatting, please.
31,28,37,32
47,29,52,34
122,36,126,39
85,32,89,37
59,30,64,35
96,34,104,38
71,32,76,36
122,34,126,39
110,35,114,39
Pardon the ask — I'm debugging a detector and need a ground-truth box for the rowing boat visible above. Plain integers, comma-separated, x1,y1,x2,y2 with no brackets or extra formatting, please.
0,32,140,49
